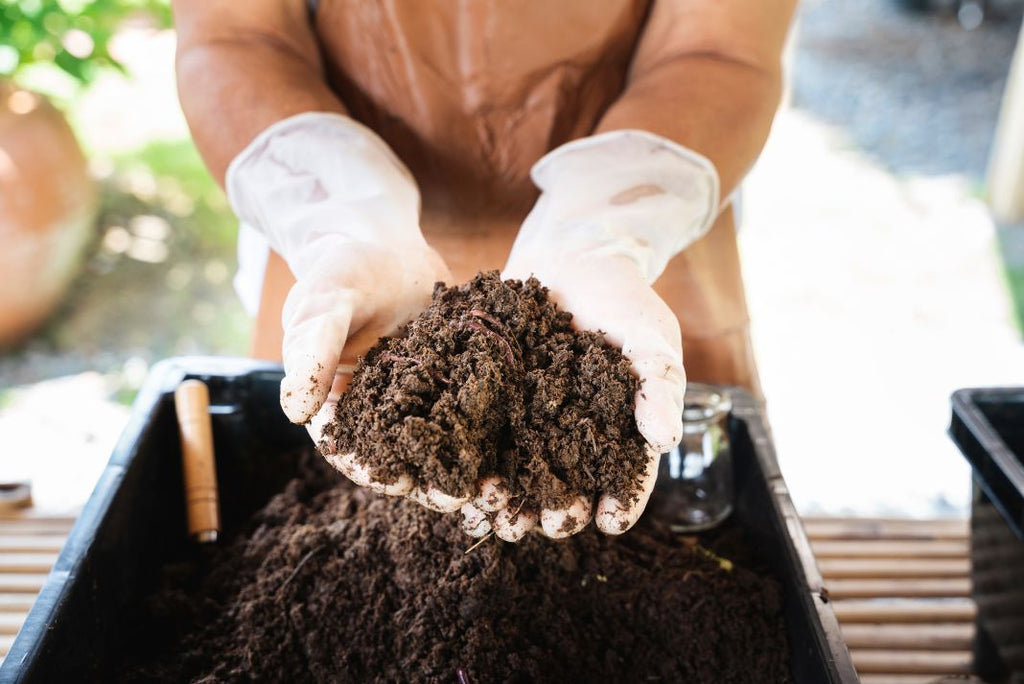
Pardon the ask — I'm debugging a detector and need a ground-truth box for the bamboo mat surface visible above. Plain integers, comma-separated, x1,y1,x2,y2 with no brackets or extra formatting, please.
0,513,978,681
0,511,74,666
807,516,977,683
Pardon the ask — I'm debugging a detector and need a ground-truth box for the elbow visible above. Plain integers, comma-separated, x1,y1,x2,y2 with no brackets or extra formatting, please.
175,28,321,80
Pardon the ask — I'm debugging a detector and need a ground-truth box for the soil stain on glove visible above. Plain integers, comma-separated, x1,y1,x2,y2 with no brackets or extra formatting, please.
326,271,649,510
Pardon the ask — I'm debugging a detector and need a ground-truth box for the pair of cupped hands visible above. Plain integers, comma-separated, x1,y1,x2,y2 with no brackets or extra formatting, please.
227,114,720,542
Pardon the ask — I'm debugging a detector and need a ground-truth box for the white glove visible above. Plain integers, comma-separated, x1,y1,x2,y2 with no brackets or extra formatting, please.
473,129,720,541
226,112,452,498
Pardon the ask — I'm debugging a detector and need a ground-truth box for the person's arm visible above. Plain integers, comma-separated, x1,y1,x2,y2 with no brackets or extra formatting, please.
173,0,462,512
172,0,345,184
489,2,797,539
596,0,796,197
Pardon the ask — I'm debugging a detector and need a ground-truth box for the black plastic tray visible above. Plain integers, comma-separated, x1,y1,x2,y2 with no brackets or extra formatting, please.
0,357,857,683
949,387,1024,679
950,388,1024,541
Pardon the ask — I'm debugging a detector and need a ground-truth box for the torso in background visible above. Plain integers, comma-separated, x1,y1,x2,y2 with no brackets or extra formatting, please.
314,0,649,228
255,0,760,392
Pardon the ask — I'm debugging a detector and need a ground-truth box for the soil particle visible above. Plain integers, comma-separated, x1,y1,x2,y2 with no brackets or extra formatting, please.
121,452,790,683
326,271,649,511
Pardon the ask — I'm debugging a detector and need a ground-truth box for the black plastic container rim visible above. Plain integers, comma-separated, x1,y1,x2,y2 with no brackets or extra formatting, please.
0,357,282,679
949,386,1024,541
1,356,858,683
729,397,856,683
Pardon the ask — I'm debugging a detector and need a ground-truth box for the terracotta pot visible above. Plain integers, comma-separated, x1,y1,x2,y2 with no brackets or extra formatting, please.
0,81,98,346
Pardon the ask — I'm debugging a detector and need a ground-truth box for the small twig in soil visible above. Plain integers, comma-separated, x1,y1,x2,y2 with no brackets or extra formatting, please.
464,531,495,555
505,498,527,525
581,461,596,487
457,667,473,684
279,546,325,592
580,418,600,458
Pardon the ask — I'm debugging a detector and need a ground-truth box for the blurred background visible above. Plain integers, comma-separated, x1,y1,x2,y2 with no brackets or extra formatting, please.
1,0,1023,517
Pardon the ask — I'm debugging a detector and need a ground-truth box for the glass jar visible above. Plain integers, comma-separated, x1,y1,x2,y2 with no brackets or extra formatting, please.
652,383,734,532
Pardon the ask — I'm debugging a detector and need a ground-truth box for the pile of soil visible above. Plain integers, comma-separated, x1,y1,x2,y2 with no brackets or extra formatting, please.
121,453,790,683
326,271,649,510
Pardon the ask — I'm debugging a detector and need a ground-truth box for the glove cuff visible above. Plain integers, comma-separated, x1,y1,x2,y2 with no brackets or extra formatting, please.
526,130,721,282
225,112,423,277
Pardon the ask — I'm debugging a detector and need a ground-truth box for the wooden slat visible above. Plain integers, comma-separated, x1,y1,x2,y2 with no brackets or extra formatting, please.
811,540,968,559
803,518,968,541
0,575,48,594
0,594,38,613
827,578,970,600
0,512,75,523
818,558,970,579
833,600,977,623
0,536,66,553
851,649,972,674
0,521,74,536
840,623,973,651
0,553,58,574
0,613,25,636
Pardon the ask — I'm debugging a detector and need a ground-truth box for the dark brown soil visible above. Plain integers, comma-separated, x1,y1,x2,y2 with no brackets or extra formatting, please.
121,452,790,683
326,271,649,510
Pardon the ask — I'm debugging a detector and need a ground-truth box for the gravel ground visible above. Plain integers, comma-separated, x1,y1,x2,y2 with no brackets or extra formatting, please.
793,0,1024,180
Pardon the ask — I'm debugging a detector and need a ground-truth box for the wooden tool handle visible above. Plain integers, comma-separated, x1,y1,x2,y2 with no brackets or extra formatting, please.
174,380,220,543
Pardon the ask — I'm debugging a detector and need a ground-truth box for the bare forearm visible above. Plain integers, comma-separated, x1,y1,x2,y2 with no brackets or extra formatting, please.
596,0,796,198
596,56,781,197
173,0,344,184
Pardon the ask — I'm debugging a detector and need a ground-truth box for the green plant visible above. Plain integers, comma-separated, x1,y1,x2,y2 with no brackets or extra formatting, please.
0,0,171,89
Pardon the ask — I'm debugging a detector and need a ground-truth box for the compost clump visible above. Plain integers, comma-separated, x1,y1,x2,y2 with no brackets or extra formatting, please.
326,271,649,510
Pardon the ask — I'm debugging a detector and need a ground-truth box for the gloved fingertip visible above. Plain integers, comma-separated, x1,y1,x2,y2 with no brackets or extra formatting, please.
595,497,634,536
493,507,538,543
596,448,659,535
474,476,509,512
425,486,470,513
306,401,336,448
370,473,414,497
460,502,493,538
407,486,465,513
280,372,324,424
634,381,685,453
540,496,593,539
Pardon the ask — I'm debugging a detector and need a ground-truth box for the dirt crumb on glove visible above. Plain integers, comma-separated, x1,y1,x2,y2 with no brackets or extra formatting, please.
120,454,790,683
326,271,649,510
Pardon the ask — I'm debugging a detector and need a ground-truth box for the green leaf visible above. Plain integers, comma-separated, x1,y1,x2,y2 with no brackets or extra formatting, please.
3,0,172,88
53,48,90,83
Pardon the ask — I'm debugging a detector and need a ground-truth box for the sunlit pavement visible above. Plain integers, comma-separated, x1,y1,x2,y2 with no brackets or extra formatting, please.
743,109,1024,517
0,373,130,514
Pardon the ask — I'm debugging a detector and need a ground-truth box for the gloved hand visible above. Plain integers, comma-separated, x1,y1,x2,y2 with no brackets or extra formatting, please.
467,130,720,541
226,112,454,501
